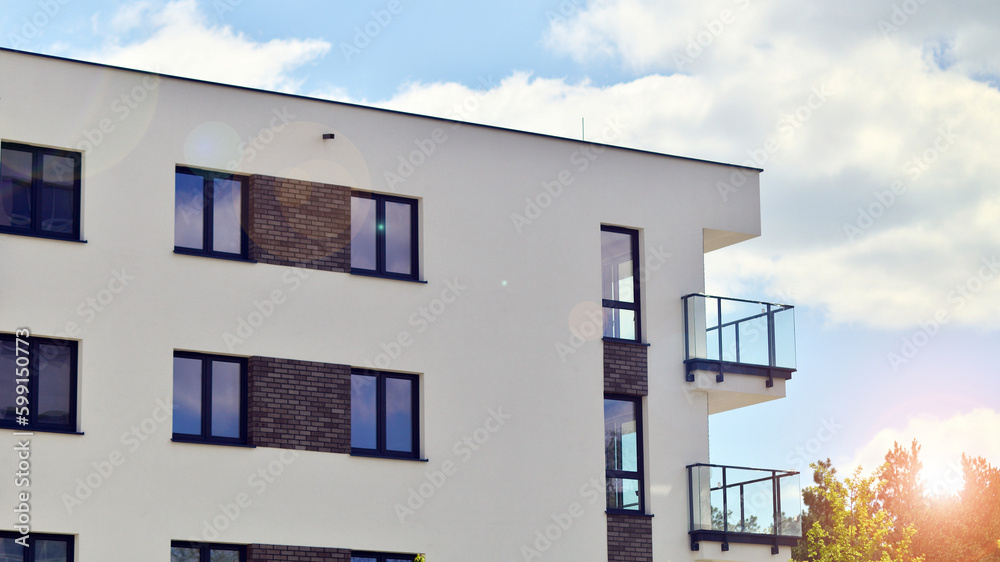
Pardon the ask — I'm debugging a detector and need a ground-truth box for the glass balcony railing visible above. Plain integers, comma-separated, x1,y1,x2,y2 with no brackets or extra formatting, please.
687,463,802,552
682,294,796,383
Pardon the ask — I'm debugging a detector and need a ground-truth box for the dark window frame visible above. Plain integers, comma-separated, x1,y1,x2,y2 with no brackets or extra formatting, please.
351,369,420,460
0,531,74,561
172,352,248,446
604,393,646,515
170,541,246,561
0,142,82,241
351,551,419,562
174,166,249,260
350,191,419,281
601,225,642,343
0,334,78,433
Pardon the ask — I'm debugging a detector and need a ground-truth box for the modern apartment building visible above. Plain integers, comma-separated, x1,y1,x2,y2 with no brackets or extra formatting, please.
0,47,801,561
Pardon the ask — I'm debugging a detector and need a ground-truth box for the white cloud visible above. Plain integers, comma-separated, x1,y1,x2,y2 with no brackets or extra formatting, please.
63,0,330,91
844,409,1000,496
364,27,1000,330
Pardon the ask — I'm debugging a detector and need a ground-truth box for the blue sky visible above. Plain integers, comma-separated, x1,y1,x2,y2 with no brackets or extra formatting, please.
5,0,1000,494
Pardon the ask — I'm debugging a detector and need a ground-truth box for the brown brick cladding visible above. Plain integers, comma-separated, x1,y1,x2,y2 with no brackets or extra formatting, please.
248,175,351,273
247,544,351,561
604,340,648,396
247,356,351,454
607,514,653,562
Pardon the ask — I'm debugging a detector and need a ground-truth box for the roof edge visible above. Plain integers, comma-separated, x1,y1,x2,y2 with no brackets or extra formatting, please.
0,47,763,172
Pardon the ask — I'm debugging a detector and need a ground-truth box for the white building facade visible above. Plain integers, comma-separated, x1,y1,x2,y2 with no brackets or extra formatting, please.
0,48,801,561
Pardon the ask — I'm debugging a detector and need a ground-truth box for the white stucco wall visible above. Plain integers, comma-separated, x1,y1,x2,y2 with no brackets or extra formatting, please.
0,49,784,561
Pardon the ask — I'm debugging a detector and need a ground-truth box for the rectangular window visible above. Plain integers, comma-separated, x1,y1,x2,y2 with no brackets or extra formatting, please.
174,167,248,259
351,192,418,280
0,142,81,240
172,352,247,445
351,552,417,562
170,542,245,561
0,334,77,433
351,370,419,459
605,395,644,513
0,532,74,561
601,225,641,341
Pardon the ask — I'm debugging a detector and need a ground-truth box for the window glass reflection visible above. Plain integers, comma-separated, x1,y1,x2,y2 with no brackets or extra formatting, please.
351,374,377,449
37,342,72,426
385,377,413,452
601,230,634,303
211,360,242,439
0,148,33,229
351,196,377,271
175,172,205,249
173,357,202,435
384,201,412,275
212,177,242,254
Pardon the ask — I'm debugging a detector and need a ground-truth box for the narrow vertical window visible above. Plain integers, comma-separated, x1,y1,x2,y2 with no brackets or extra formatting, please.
601,225,641,341
350,192,418,280
174,167,247,259
172,352,246,445
351,370,419,459
0,142,81,240
605,396,644,512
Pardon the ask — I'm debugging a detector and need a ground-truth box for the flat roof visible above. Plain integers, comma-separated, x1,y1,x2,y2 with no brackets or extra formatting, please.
1,47,762,172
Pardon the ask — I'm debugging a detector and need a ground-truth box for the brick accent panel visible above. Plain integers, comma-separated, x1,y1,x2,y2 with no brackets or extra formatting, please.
247,356,351,454
247,544,351,561
607,514,653,562
604,341,648,395
248,175,351,272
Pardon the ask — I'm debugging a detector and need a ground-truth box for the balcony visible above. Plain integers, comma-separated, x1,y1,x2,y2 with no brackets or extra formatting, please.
687,463,802,554
682,294,796,414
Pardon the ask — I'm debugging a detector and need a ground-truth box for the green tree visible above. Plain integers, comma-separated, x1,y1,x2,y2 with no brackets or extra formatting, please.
918,455,1000,561
802,463,921,562
879,442,925,531
792,458,838,561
